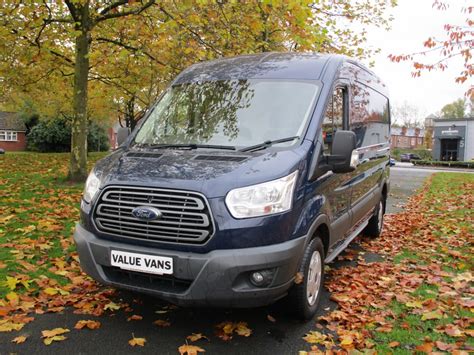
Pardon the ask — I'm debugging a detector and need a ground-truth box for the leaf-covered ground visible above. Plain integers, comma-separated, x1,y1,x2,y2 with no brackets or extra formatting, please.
0,153,472,353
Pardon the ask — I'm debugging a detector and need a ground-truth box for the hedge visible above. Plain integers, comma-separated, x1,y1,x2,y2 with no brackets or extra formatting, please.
412,160,474,169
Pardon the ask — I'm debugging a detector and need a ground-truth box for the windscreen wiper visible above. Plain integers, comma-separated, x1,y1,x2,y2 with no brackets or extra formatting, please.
240,136,299,152
137,143,236,151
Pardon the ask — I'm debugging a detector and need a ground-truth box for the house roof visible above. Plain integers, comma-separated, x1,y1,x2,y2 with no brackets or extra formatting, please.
0,111,26,131
391,127,425,137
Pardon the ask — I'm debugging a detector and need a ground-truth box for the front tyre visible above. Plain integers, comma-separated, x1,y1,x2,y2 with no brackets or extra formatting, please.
364,197,385,238
288,237,325,320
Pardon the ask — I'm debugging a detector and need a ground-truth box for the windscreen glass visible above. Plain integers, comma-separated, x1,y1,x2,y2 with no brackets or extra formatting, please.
133,79,320,148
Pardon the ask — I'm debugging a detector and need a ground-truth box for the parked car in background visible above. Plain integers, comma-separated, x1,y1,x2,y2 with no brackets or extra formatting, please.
390,157,396,166
0,148,5,154
400,153,421,162
74,53,390,320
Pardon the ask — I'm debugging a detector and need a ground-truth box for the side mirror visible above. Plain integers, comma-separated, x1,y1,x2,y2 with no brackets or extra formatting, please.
327,130,357,173
117,127,131,146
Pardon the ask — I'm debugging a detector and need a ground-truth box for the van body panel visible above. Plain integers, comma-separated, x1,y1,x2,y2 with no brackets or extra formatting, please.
74,52,390,308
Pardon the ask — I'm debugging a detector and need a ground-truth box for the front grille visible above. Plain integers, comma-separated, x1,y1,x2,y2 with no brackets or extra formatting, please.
103,266,192,293
93,186,214,244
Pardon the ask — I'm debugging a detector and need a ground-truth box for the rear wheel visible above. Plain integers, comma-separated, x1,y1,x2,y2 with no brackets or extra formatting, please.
288,237,325,320
364,197,385,238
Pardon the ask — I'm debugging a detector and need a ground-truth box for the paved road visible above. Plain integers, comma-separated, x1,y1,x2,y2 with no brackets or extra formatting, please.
0,167,442,354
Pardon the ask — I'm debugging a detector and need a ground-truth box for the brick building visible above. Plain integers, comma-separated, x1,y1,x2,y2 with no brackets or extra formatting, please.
0,112,27,151
390,126,425,149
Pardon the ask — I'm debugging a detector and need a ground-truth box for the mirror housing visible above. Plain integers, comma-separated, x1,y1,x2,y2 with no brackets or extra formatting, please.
117,127,131,146
327,130,357,174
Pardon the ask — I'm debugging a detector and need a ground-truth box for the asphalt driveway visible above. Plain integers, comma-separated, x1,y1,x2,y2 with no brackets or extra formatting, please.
0,167,435,354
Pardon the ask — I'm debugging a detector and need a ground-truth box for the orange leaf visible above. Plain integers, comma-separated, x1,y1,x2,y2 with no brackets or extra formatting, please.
74,320,101,330
11,335,27,344
128,335,146,347
178,344,206,355
127,315,143,322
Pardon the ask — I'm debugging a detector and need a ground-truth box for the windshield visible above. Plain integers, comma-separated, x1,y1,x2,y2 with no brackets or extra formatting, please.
133,79,320,148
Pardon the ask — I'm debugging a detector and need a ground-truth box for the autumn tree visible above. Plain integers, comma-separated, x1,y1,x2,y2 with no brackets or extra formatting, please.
1,0,396,181
389,1,473,98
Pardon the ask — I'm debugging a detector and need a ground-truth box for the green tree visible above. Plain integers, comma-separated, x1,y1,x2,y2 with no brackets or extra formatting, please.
440,98,466,119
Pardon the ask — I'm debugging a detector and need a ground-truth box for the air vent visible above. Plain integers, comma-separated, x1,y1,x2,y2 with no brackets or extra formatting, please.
126,152,163,159
194,155,248,162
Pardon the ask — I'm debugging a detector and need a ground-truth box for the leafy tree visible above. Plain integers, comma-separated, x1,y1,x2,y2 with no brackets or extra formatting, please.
440,98,466,118
389,1,473,98
1,0,396,180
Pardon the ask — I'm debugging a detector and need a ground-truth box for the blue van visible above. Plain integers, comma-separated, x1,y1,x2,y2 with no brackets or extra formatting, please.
74,53,390,319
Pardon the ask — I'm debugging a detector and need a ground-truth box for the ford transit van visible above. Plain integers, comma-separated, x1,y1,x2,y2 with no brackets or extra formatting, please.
74,53,390,319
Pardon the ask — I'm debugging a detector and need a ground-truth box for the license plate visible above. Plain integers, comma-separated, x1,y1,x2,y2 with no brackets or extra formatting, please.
110,250,173,275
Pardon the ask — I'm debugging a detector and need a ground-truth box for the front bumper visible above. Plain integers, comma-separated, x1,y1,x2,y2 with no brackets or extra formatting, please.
73,223,306,307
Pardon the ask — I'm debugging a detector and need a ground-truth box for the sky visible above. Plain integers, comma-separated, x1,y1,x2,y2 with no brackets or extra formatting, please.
360,0,471,119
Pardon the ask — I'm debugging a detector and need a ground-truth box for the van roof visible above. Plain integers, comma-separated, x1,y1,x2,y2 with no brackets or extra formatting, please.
174,52,342,83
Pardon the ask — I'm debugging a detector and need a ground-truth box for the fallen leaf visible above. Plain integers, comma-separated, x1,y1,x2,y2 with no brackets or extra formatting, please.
0,321,24,332
127,315,143,322
178,344,206,355
74,320,101,330
153,319,171,327
187,333,209,342
44,335,67,345
41,328,70,338
302,331,327,344
294,272,304,284
128,335,146,347
267,314,276,323
104,302,120,311
421,310,443,321
389,341,400,348
234,322,252,337
11,335,27,344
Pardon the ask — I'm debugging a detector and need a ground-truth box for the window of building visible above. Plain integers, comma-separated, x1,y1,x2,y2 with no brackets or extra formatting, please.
0,131,18,141
322,87,345,153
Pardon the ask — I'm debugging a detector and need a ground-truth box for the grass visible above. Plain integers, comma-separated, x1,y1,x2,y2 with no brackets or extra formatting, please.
371,172,474,353
0,152,105,297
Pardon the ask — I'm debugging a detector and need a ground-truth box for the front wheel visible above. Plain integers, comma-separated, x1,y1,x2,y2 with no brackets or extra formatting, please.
287,237,325,320
364,197,385,238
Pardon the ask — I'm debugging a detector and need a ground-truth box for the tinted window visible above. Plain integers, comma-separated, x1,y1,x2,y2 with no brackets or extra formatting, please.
350,83,389,148
322,87,345,153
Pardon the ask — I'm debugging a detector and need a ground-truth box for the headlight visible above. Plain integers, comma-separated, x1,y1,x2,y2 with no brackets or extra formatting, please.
83,170,100,203
225,171,298,218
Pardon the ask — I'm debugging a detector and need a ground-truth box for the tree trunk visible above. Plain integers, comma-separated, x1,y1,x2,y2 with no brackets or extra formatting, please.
69,4,90,182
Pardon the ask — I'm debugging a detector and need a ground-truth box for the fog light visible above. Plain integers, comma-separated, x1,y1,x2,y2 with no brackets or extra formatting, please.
250,269,275,287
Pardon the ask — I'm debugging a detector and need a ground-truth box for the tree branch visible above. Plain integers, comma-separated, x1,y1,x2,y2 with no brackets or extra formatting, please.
94,0,155,24
99,0,128,15
64,0,79,22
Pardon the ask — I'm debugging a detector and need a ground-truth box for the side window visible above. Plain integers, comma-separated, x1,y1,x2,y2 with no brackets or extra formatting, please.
350,82,390,148
322,87,345,153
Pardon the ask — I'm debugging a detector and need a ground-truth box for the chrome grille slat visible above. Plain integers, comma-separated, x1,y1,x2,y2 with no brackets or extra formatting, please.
93,186,214,244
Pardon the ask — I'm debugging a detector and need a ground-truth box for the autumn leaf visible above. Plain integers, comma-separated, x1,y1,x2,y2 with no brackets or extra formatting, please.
405,300,423,308
41,328,70,338
421,309,443,321
104,302,120,311
178,344,206,355
267,314,276,323
0,321,24,332
302,331,327,344
43,287,59,296
234,322,252,337
11,335,27,344
294,272,304,284
187,333,209,342
128,335,146,347
153,319,171,327
2,276,20,291
44,335,67,345
127,314,143,321
74,320,101,330
388,341,400,348
415,342,433,353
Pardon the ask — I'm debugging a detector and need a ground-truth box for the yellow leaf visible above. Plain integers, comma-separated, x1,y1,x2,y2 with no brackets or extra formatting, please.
41,328,70,338
6,292,19,302
43,335,67,345
234,322,252,337
405,300,423,308
129,335,146,347
3,276,20,291
0,321,24,332
178,344,206,355
12,335,27,344
421,310,443,321
302,331,327,344
187,333,209,342
43,288,58,296
104,302,120,311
